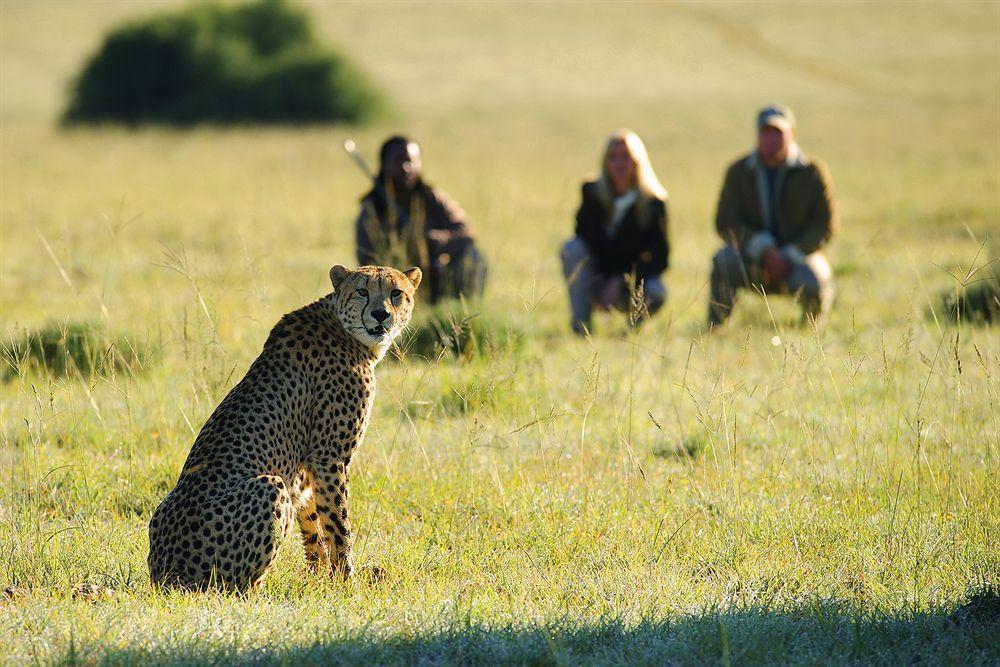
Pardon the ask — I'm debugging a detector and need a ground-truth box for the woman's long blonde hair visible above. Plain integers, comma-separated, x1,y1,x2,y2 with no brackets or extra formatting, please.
595,129,667,223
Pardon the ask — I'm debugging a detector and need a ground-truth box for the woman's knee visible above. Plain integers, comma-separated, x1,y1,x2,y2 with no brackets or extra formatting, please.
712,245,742,275
561,237,593,281
560,236,590,264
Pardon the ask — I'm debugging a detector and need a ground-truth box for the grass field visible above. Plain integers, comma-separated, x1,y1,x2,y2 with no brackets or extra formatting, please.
1,1,998,664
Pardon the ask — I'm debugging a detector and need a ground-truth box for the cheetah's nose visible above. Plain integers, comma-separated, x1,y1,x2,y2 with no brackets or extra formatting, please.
372,309,389,324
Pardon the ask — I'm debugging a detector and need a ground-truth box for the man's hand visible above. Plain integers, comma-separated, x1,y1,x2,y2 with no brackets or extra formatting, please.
596,276,624,311
761,246,791,288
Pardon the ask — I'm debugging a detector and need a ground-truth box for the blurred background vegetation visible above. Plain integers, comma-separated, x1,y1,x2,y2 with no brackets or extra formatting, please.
62,0,385,126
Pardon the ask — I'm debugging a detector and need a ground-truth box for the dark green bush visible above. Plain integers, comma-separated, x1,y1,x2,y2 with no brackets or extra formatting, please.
1,322,155,381
62,0,385,126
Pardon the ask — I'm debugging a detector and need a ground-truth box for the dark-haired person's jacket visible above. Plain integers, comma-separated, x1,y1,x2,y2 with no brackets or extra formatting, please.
715,148,837,264
355,180,474,271
574,181,669,280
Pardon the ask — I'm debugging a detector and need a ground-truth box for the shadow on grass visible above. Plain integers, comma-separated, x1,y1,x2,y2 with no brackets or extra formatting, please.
938,268,999,325
1,321,155,382
393,303,524,362
652,431,711,461
51,593,998,666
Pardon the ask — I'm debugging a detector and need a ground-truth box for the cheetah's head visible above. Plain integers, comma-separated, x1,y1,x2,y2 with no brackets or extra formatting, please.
329,264,422,358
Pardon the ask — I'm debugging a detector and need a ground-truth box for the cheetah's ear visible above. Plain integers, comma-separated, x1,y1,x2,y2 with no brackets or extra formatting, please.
403,266,422,290
329,265,351,290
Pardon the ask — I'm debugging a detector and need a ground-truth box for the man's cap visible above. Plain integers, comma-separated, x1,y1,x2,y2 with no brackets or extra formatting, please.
757,104,796,132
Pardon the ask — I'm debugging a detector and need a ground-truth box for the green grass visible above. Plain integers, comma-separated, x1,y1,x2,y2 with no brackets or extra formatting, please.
939,256,1000,324
396,303,525,362
1,1,998,664
1,321,155,381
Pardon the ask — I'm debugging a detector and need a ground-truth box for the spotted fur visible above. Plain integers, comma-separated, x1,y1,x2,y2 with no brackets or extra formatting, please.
148,264,421,591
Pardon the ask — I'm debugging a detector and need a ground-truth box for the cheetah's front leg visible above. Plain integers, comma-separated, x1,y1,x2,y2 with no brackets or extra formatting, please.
310,460,353,579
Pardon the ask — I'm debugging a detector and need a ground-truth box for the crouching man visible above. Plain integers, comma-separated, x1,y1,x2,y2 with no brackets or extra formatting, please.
709,104,837,327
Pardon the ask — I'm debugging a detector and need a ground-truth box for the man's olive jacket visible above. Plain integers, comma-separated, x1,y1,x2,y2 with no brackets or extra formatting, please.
715,146,837,264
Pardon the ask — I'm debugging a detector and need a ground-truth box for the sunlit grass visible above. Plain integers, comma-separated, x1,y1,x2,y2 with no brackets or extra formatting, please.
1,1,997,664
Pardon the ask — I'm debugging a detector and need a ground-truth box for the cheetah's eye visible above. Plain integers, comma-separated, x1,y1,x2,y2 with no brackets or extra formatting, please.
356,288,368,298
391,289,402,299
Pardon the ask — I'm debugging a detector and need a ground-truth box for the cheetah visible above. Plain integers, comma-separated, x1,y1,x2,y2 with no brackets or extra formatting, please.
148,264,421,591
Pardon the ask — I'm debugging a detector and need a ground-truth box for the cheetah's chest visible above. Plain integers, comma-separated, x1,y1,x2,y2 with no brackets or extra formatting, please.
307,356,375,459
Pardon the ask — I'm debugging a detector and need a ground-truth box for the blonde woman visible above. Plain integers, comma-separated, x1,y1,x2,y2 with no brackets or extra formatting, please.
560,130,670,334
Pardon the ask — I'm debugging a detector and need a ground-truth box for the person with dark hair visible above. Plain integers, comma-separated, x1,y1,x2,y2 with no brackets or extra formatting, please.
560,129,670,335
709,104,837,327
355,136,487,303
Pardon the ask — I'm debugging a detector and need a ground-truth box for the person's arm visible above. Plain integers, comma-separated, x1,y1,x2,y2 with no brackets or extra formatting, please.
716,162,774,262
424,187,473,256
636,198,668,278
782,162,836,262
574,183,604,255
355,199,382,266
